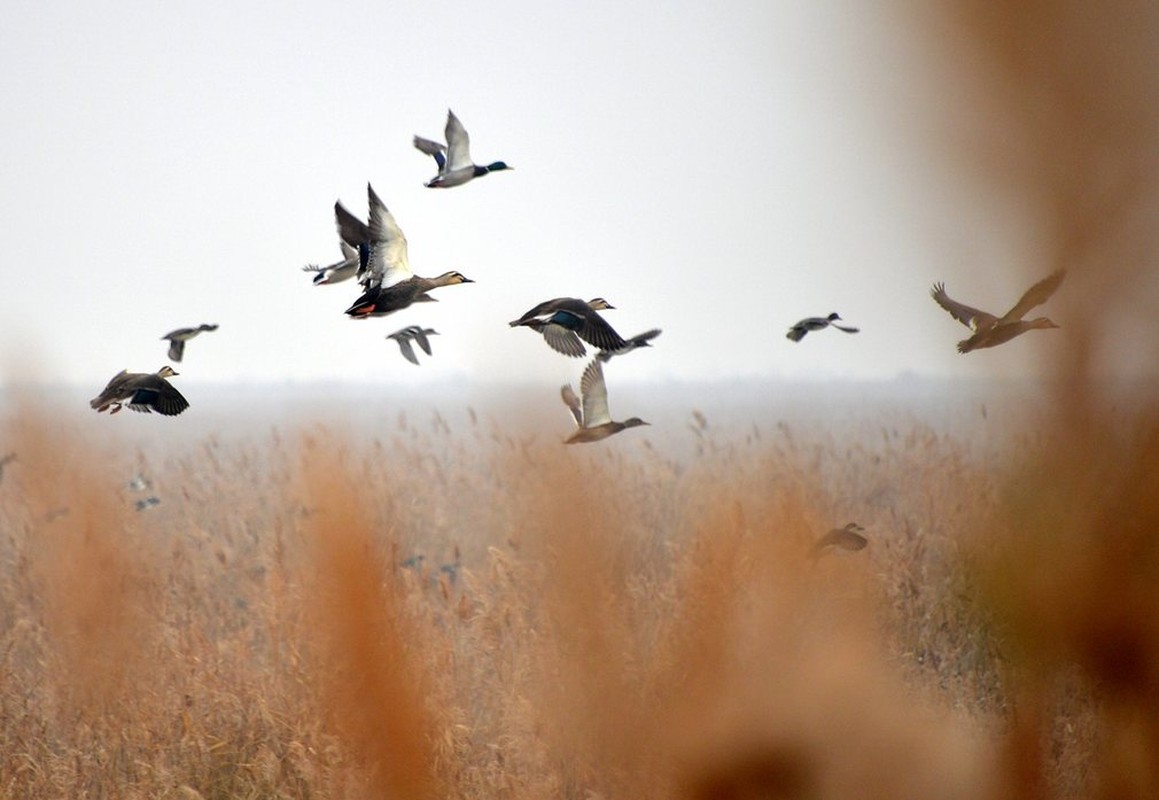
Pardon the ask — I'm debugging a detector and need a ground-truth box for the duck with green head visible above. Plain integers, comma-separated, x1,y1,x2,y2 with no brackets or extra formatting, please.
414,109,512,188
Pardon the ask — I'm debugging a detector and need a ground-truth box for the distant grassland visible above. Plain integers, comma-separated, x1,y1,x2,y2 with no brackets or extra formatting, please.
1,386,1156,799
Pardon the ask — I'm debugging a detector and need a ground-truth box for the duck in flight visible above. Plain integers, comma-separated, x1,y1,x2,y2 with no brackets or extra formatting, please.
560,358,649,444
786,313,859,342
414,109,512,188
510,297,659,359
387,325,439,365
335,183,473,317
90,366,189,416
811,522,869,558
931,270,1065,353
161,324,219,362
303,241,359,285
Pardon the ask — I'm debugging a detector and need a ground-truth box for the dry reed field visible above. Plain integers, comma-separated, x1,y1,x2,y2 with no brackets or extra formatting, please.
0,394,1010,799
1,375,1156,800
3,1,1159,798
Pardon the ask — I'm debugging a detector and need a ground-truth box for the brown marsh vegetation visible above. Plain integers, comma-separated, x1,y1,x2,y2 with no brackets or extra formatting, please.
3,1,1159,797
0,390,1007,799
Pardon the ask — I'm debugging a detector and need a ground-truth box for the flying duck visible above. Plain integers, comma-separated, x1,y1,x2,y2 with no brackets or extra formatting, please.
560,358,649,444
931,270,1065,353
510,297,659,359
90,366,189,416
161,324,219,362
811,523,869,558
414,109,512,188
303,241,360,285
786,313,859,342
387,325,439,365
335,183,474,317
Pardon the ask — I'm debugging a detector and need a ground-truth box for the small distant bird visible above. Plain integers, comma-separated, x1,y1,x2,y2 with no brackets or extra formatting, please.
302,241,360,285
786,313,859,342
400,554,426,570
387,325,439,365
560,358,649,444
439,561,459,586
0,452,15,484
931,270,1066,353
811,522,869,558
90,366,189,416
336,184,474,317
414,109,513,188
161,324,219,362
135,496,161,511
127,473,152,492
510,297,660,359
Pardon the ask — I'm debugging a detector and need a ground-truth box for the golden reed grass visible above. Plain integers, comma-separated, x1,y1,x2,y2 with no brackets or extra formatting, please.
2,1,1159,797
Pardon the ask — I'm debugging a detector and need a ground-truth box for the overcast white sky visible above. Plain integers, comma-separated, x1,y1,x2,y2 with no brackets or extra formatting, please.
1,0,1067,391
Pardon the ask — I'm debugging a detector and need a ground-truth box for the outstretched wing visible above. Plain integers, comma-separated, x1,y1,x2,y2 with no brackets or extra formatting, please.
129,381,189,416
443,109,473,171
579,358,612,427
413,135,447,171
1001,269,1066,322
334,200,370,249
931,282,997,330
540,324,588,357
411,327,437,356
365,184,412,288
563,308,626,352
560,383,583,426
389,331,420,365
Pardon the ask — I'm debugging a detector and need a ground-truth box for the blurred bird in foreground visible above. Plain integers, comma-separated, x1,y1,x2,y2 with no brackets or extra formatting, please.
931,270,1065,353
